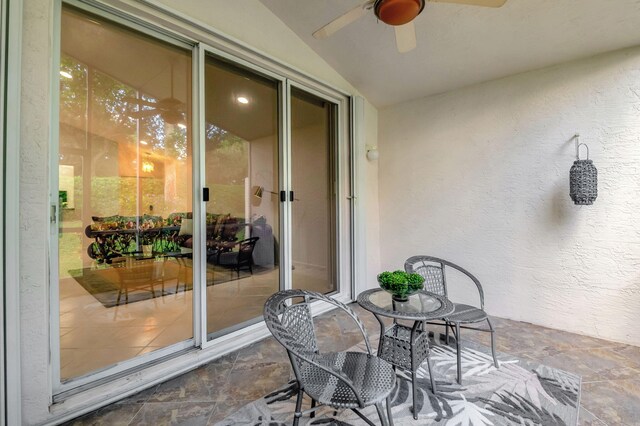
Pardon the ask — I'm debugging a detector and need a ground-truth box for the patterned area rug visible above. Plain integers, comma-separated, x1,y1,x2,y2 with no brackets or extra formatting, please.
69,263,257,308
217,340,581,425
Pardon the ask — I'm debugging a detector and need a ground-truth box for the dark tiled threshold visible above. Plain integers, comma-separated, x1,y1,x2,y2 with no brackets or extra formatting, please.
64,305,640,425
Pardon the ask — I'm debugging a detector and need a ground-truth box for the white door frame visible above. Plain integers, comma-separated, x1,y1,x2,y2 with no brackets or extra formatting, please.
2,0,23,424
42,0,359,420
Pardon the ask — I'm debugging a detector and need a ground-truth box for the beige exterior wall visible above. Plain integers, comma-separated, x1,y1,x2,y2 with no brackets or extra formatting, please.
379,46,640,346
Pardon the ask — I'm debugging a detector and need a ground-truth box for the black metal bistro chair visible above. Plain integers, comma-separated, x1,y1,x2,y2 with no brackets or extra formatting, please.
404,256,499,384
264,290,396,426
218,236,259,278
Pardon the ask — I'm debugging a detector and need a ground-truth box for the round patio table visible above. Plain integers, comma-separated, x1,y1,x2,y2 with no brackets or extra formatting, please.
357,288,454,420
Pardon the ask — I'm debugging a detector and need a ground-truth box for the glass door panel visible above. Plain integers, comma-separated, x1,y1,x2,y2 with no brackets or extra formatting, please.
58,5,193,381
203,54,280,338
290,88,338,294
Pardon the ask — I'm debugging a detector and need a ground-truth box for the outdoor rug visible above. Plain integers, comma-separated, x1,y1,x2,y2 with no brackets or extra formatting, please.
69,262,258,308
216,339,581,425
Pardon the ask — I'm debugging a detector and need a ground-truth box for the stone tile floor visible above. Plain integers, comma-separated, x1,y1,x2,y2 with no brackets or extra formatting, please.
64,305,640,425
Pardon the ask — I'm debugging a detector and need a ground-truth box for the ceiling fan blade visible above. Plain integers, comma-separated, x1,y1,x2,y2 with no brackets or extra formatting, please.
395,22,417,53
124,97,159,108
312,2,369,39
129,109,159,119
427,0,507,7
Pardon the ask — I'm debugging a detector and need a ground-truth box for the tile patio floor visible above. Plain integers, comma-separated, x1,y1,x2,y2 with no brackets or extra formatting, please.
64,305,640,425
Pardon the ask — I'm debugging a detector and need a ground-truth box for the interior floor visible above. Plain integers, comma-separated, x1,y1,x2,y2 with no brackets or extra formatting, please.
63,305,639,425
60,262,333,380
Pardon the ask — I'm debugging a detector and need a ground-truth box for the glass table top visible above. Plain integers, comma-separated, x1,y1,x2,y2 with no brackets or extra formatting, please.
357,288,455,320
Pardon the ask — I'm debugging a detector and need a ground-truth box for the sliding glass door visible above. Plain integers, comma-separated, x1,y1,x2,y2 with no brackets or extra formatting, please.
53,1,352,393
57,4,193,381
290,88,338,295
203,53,281,339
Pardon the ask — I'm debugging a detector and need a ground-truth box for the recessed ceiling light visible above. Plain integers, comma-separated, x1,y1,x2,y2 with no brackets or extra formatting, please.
60,71,73,79
237,96,249,105
140,140,148,145
177,123,187,129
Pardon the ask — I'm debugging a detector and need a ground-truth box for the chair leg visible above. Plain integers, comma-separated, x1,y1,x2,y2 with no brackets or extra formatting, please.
293,387,303,426
445,322,450,345
310,398,316,418
426,352,437,395
116,289,122,305
386,395,394,426
411,368,418,420
448,322,457,341
375,402,390,426
487,317,499,369
455,322,462,384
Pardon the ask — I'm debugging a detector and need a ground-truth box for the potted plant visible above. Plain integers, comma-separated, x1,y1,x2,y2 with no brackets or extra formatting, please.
377,270,425,302
139,232,155,257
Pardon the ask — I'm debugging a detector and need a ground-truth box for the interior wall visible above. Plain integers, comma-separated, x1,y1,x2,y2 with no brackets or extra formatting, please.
379,46,640,346
249,133,278,230
17,0,380,423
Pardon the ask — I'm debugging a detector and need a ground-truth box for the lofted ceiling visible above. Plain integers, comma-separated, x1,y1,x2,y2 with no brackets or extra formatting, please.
260,0,640,107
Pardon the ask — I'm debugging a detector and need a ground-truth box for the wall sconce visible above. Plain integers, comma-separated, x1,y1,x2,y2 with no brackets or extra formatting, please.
253,186,277,199
569,134,597,205
366,145,379,161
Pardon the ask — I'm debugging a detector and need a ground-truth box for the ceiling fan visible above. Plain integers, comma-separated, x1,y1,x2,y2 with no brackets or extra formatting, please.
126,65,186,126
313,0,507,53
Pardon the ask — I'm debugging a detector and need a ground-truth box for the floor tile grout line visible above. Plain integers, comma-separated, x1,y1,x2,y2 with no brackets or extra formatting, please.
125,400,147,426
204,401,219,425
579,404,609,426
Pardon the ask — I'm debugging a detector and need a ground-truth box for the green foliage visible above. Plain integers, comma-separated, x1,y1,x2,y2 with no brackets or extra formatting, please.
377,270,425,299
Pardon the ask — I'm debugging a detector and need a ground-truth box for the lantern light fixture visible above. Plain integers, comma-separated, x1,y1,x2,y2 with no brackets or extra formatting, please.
569,133,597,205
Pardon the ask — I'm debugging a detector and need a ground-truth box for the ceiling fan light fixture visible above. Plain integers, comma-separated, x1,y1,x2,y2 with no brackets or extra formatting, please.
374,0,425,26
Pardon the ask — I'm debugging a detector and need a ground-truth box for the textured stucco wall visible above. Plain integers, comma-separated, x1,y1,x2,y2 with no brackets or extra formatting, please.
379,46,640,346
20,0,53,423
18,0,380,423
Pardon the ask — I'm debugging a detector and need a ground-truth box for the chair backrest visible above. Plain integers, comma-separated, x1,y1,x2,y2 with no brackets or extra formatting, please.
238,237,259,265
264,290,371,375
264,290,375,409
405,255,485,308
405,256,447,297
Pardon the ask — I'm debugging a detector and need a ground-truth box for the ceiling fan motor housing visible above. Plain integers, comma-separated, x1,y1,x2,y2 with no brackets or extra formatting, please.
374,0,425,26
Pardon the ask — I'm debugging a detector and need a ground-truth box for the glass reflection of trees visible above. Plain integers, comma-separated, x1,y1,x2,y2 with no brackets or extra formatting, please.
60,53,254,221
59,54,190,218
60,54,189,162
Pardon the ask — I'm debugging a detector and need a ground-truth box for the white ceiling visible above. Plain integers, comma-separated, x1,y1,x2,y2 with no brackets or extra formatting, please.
260,0,640,107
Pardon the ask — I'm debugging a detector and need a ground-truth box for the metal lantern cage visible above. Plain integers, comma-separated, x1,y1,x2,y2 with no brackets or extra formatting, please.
569,134,597,205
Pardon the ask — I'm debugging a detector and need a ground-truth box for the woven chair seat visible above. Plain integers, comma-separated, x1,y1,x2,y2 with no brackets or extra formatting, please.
445,303,488,324
301,351,396,409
